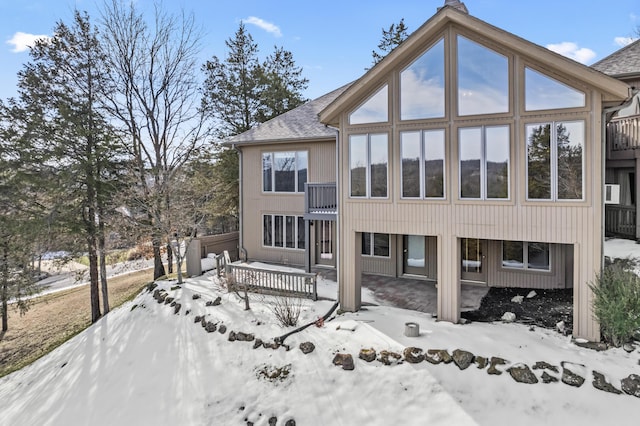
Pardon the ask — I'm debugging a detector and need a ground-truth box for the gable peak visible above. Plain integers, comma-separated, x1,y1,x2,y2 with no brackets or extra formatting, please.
439,0,469,14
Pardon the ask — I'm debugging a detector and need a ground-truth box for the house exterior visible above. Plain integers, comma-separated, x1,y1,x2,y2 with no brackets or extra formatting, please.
592,40,640,240
227,2,631,341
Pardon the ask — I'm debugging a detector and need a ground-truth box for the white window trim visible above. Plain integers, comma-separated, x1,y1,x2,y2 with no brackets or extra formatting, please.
262,214,305,251
262,151,308,194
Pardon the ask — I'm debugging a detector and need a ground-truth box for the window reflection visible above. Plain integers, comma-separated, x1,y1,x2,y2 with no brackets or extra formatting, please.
457,36,509,116
525,68,585,111
349,85,388,124
400,38,445,120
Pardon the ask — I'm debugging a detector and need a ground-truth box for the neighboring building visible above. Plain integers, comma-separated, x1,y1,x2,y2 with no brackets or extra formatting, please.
592,40,640,240
227,2,631,341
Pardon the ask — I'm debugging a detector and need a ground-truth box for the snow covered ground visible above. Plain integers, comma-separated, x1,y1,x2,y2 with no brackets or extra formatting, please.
0,240,639,425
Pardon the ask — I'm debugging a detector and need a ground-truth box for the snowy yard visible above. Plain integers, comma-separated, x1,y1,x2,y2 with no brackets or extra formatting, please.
0,240,639,425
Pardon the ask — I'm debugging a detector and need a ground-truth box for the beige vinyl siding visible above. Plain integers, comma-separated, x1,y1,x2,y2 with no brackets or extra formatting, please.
241,139,336,266
361,236,397,276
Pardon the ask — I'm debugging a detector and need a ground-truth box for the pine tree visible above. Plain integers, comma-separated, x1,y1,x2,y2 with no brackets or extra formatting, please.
371,18,409,67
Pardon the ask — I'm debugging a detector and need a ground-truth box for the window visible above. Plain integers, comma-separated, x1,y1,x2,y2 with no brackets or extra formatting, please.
349,85,388,124
525,67,585,111
457,36,509,116
526,121,584,201
401,129,445,198
459,125,510,199
262,151,308,193
263,214,305,250
349,133,388,198
362,233,390,257
400,38,445,120
502,241,550,271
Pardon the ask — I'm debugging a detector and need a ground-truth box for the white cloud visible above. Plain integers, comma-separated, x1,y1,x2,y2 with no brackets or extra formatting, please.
7,31,50,53
614,36,638,47
546,42,596,64
244,16,282,37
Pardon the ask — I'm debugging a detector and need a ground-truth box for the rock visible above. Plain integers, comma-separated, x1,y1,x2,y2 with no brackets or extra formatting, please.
205,322,217,333
487,357,507,375
268,416,277,426
235,332,255,342
228,331,236,342
501,312,516,322
526,290,537,298
574,340,608,351
592,371,622,395
359,348,377,362
561,363,585,387
146,283,158,293
508,364,538,384
173,303,181,314
425,349,453,365
403,347,425,364
632,330,640,342
252,338,263,349
541,372,558,383
623,342,636,353
378,350,402,366
192,294,201,300
475,356,488,369
532,361,558,373
205,296,222,307
170,285,180,291
556,321,565,334
299,342,315,354
621,374,640,397
332,353,354,371
285,420,296,426
511,295,524,304
194,315,203,323
165,297,174,305
218,324,227,334
452,349,474,370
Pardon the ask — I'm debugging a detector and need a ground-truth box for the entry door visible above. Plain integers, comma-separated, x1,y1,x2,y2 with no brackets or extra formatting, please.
403,235,427,276
461,238,487,283
315,220,335,266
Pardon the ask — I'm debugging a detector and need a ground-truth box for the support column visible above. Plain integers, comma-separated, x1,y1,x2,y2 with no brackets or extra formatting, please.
437,235,460,324
338,230,361,312
635,157,640,240
304,219,311,273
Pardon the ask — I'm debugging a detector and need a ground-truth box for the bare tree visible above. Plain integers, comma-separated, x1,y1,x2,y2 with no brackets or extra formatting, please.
100,0,206,280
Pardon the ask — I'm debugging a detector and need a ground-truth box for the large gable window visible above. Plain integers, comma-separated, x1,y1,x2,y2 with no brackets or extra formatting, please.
400,38,445,120
400,129,445,198
457,36,509,116
526,121,584,201
459,125,510,200
262,151,308,193
349,84,388,125
349,133,388,198
525,67,585,111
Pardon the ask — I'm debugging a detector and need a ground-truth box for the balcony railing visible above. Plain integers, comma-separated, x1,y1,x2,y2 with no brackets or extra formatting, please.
607,115,640,151
305,182,337,216
605,204,636,239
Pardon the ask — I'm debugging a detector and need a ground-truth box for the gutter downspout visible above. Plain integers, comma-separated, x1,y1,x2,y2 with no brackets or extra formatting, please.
233,143,248,261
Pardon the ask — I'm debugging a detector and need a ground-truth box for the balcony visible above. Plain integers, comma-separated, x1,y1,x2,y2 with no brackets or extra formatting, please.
304,182,337,220
607,115,640,152
605,204,636,240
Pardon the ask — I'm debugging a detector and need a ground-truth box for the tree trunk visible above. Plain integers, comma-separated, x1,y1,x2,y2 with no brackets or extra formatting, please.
88,235,101,323
1,244,8,332
152,237,165,280
166,242,173,274
98,221,109,315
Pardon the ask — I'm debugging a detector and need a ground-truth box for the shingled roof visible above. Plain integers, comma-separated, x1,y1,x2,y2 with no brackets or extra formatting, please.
591,38,640,78
224,83,352,146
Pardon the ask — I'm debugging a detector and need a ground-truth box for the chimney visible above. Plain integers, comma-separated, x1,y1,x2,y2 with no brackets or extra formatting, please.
439,0,469,14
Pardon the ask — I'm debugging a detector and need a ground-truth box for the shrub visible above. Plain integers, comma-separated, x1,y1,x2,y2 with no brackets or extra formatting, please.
590,263,640,346
270,295,302,327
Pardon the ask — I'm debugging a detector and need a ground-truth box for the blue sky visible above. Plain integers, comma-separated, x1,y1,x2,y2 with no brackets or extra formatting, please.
0,0,638,102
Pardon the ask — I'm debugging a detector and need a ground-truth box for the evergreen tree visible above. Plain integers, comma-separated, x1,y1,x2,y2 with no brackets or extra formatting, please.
371,18,409,67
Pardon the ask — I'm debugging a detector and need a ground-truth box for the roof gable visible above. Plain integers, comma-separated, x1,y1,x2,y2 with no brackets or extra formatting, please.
591,38,640,78
319,6,630,125
224,83,351,146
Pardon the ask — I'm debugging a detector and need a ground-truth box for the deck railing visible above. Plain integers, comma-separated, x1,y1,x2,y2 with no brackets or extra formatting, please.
225,262,318,300
305,182,337,214
605,205,636,239
607,115,640,151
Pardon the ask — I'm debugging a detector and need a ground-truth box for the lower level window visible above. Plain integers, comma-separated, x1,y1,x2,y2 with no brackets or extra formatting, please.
263,215,305,250
362,233,390,257
502,241,550,271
